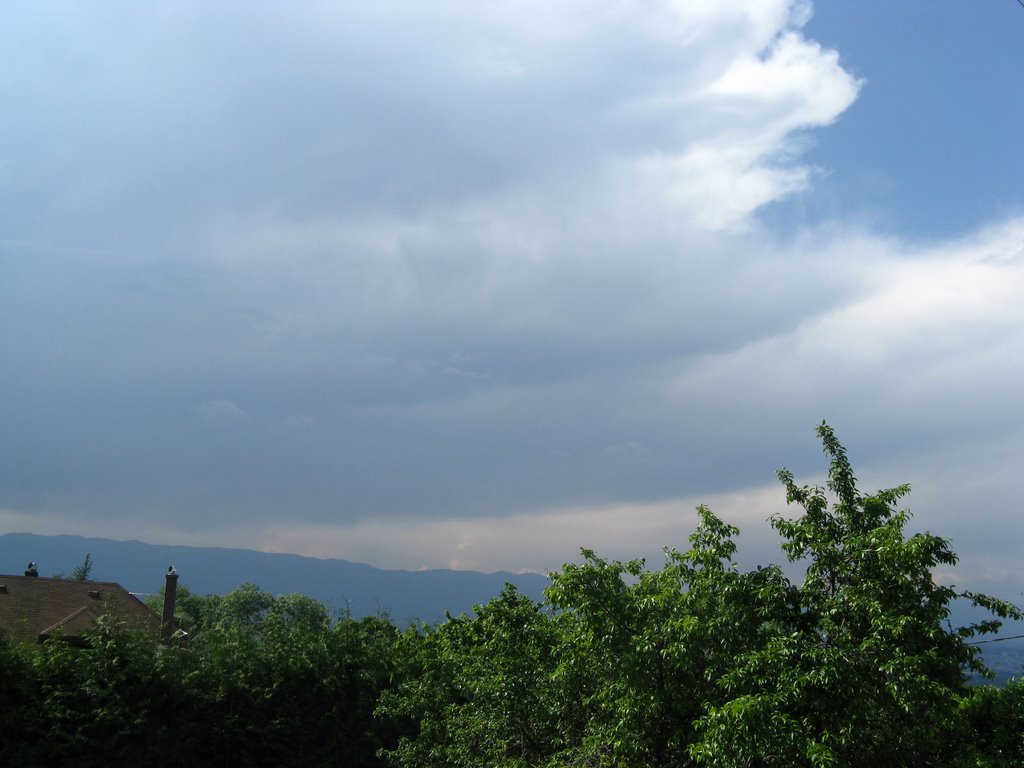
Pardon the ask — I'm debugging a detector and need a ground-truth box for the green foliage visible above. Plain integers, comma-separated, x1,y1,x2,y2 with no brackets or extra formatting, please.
539,509,790,768
0,632,39,764
21,612,189,767
1,584,408,767
72,552,93,581
379,585,562,767
178,584,407,767
955,679,1024,766
379,509,790,768
692,422,1022,767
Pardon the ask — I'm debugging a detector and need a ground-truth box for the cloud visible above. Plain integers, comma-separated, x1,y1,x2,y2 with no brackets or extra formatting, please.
192,400,251,426
1,1,1021,598
0,0,857,246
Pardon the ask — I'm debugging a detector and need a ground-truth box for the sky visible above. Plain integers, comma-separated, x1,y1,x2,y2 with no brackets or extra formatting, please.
2,1,1023,597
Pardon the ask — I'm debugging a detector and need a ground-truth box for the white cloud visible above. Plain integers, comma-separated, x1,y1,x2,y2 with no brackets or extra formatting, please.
706,32,859,127
1,0,859,246
634,144,813,229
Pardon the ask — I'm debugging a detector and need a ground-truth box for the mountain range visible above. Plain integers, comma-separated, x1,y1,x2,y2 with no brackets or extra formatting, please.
0,532,549,625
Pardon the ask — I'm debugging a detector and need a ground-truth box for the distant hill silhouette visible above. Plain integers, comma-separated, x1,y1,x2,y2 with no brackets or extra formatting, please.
0,532,549,625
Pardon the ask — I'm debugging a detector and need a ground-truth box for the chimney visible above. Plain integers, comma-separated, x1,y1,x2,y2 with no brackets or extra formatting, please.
161,565,178,642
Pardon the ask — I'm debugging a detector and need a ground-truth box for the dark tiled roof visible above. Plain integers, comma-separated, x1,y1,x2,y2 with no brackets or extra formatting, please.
0,574,160,645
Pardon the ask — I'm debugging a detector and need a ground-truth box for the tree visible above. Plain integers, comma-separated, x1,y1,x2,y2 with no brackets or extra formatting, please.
72,553,93,581
542,511,787,768
0,632,41,765
380,511,786,768
181,583,404,767
379,585,563,768
956,678,1024,766
691,422,1023,767
19,610,190,767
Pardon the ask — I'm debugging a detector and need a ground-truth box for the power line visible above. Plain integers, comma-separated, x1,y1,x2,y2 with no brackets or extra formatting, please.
968,633,1024,646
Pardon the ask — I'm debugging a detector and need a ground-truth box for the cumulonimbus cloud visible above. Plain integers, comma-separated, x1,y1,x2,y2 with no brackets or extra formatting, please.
2,2,1021,597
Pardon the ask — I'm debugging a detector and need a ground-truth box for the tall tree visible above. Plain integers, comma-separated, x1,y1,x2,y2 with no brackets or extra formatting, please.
692,422,1022,767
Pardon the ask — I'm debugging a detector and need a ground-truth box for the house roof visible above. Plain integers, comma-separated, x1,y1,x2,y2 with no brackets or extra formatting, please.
0,574,160,645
